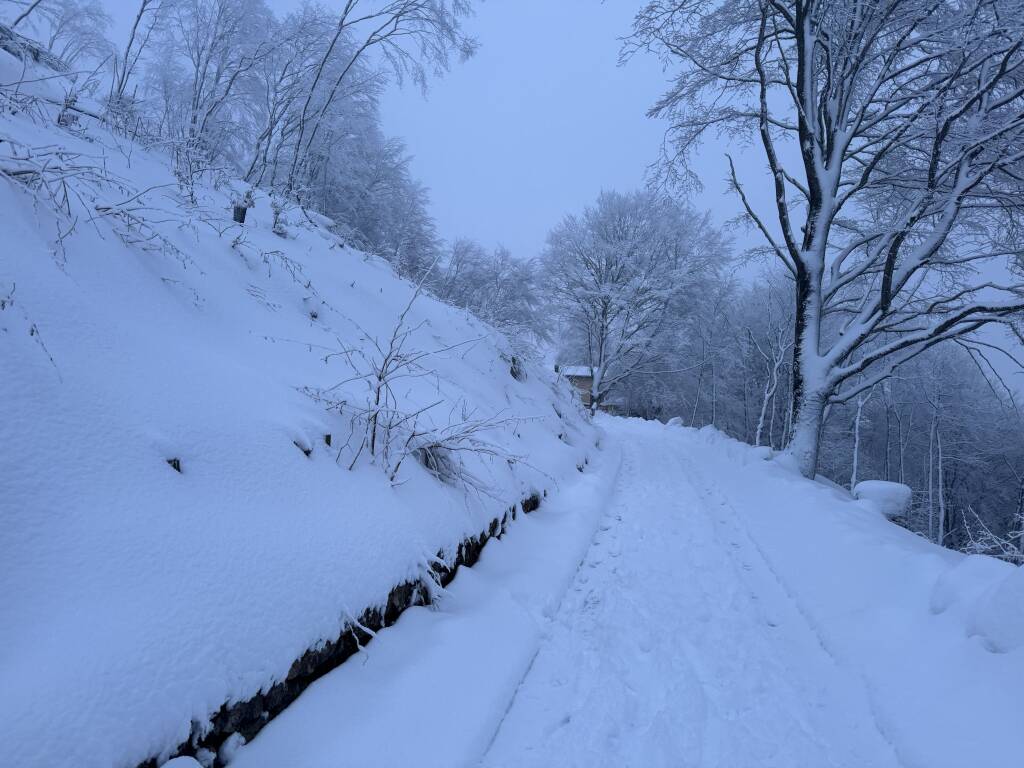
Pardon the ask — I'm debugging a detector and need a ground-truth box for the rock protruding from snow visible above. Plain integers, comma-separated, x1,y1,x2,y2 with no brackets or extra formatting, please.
853,480,912,520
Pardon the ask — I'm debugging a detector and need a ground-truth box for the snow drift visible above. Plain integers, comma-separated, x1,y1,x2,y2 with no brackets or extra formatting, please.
0,49,593,768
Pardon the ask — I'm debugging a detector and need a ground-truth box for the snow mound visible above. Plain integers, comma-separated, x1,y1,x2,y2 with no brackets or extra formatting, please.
929,554,1010,615
931,554,1024,652
968,565,1024,652
853,480,912,520
0,49,593,768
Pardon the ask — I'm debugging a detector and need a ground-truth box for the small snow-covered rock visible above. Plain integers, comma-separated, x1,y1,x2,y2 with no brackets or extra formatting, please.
853,480,912,520
218,733,247,764
162,758,204,768
666,416,685,427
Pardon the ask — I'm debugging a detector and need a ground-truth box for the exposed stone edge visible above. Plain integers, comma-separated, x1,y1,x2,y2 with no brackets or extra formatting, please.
138,490,545,768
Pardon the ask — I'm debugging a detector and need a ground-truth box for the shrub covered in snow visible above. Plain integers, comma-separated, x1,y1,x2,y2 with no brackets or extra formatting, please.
853,480,912,521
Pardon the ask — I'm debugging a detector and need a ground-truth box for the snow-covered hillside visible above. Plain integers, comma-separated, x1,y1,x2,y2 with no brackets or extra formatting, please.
0,49,594,768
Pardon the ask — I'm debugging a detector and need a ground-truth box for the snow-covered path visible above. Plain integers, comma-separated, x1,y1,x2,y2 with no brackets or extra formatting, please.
482,417,899,768
233,416,1023,768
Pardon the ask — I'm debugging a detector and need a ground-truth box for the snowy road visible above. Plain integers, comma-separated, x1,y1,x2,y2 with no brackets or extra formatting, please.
481,417,900,768
233,417,947,768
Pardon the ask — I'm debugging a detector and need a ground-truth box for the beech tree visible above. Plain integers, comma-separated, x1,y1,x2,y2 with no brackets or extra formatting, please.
631,0,1024,477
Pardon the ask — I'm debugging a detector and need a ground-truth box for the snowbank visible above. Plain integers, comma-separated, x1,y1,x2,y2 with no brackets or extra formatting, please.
0,51,594,768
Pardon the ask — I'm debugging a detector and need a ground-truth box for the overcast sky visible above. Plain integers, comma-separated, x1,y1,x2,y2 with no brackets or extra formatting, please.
379,0,746,260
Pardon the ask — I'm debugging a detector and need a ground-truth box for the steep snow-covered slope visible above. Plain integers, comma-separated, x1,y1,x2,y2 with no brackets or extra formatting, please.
0,52,593,768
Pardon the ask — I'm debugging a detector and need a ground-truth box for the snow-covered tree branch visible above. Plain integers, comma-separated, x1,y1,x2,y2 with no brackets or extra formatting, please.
631,0,1024,476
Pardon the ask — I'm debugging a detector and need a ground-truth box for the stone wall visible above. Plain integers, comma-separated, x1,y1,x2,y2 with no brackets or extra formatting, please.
139,491,544,768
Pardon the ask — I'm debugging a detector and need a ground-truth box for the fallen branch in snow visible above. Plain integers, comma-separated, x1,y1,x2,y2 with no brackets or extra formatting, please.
0,21,69,73
962,504,1024,566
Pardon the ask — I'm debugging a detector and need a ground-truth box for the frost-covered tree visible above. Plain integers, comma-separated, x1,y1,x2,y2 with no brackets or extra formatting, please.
110,0,164,103
283,0,476,195
436,239,548,352
544,190,716,412
63,0,466,279
3,0,112,66
631,0,1024,477
152,0,274,175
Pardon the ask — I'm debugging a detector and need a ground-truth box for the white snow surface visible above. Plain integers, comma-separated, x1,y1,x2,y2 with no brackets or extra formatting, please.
4,50,1023,768
0,51,593,768
234,417,1023,768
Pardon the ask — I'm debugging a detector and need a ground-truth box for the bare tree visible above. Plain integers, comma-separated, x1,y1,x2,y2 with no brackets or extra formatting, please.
285,0,475,195
436,239,548,353
630,0,1024,477
39,0,111,67
743,282,794,447
150,0,275,187
110,0,164,102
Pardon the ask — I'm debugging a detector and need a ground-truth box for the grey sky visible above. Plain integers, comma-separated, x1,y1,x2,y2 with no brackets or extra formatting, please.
380,0,744,260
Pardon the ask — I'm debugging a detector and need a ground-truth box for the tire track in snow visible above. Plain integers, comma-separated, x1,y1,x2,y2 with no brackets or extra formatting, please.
481,418,903,768
673,431,907,768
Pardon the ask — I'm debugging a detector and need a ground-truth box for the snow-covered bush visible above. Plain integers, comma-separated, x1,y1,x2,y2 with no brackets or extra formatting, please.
853,481,912,521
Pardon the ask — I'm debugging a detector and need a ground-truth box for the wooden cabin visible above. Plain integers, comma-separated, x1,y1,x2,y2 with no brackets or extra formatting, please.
555,365,627,414
557,365,596,409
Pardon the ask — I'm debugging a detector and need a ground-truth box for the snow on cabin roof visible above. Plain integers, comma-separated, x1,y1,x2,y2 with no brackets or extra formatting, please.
559,365,593,378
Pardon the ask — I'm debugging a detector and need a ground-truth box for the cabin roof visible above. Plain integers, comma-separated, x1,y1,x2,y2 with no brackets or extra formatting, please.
559,365,593,378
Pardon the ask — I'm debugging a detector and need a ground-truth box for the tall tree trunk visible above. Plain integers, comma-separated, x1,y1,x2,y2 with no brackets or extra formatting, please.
928,414,936,542
851,393,867,490
788,390,825,478
788,267,825,477
884,395,892,481
755,374,772,447
1015,482,1024,561
937,426,947,545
